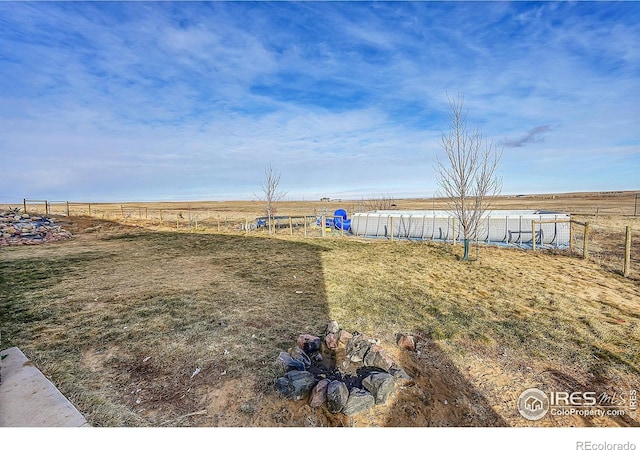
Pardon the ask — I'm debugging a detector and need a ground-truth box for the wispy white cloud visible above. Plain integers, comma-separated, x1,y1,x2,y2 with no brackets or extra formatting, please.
0,1,638,203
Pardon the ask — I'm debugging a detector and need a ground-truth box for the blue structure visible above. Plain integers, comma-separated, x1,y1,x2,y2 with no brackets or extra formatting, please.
317,209,352,232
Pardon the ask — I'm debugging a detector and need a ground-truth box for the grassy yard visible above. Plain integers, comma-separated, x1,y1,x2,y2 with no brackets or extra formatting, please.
1,216,639,427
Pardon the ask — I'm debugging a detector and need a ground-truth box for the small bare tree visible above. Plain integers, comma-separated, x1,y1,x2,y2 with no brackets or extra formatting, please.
256,164,286,234
364,194,396,211
435,92,502,260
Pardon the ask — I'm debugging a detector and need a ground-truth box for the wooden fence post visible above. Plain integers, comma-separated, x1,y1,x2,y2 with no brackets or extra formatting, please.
321,215,326,237
569,220,574,252
624,226,631,277
88,203,91,216
583,222,590,259
45,201,50,216
23,198,27,214
289,217,293,236
304,216,307,237
390,216,394,242
66,201,70,217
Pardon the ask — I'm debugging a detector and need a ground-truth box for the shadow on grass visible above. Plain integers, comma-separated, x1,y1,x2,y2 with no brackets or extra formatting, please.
1,218,511,427
1,222,334,426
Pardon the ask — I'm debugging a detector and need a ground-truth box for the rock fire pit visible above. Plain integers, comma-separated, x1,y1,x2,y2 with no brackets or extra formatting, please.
275,321,414,417
0,210,72,246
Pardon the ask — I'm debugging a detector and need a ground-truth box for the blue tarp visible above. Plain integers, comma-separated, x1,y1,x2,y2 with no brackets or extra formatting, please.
316,209,351,231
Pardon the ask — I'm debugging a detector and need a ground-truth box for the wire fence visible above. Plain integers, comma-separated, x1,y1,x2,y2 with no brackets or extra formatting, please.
585,219,638,279
17,198,638,279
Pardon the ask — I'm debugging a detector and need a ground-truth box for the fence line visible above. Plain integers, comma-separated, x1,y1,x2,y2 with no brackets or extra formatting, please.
17,198,635,278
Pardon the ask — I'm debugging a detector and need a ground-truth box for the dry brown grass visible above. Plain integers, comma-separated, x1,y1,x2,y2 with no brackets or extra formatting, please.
1,191,639,427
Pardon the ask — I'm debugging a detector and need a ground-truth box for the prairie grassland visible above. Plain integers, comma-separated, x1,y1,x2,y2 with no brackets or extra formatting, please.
12,189,640,219
1,205,638,427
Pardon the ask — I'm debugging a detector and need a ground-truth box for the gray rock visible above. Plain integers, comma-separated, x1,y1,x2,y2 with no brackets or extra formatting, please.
343,388,375,416
363,344,394,371
276,351,305,372
274,370,317,400
345,334,372,362
362,372,396,405
275,376,294,397
289,347,311,369
326,380,349,413
389,365,413,383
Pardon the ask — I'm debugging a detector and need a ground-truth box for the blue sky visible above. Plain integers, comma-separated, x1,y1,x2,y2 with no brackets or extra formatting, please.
1,1,639,203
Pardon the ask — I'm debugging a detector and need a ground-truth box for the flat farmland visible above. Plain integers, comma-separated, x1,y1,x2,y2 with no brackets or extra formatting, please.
1,191,639,427
17,190,639,218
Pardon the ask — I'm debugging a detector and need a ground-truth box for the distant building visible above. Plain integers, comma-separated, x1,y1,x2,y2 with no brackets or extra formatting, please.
320,197,330,202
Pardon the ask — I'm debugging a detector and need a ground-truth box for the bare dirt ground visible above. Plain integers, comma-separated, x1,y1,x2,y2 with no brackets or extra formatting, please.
1,191,639,428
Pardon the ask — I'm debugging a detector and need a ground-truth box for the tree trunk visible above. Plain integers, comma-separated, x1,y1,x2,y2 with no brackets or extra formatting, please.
462,238,470,261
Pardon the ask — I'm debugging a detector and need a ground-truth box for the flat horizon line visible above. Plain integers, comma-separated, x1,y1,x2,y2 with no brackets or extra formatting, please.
3,189,639,206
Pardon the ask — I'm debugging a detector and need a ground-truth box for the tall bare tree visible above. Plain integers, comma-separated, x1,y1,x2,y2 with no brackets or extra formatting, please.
435,92,502,260
256,164,286,234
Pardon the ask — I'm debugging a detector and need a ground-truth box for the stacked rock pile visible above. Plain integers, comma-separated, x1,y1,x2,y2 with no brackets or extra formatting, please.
275,320,415,417
0,209,72,246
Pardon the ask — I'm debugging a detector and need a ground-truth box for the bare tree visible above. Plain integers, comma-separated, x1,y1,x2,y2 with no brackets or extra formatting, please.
435,92,502,260
364,194,396,211
256,164,286,234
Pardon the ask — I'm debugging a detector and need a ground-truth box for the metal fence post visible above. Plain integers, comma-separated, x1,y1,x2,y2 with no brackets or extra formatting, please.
452,217,456,246
532,220,536,251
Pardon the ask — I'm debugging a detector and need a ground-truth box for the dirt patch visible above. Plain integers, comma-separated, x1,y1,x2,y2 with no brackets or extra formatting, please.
82,347,120,373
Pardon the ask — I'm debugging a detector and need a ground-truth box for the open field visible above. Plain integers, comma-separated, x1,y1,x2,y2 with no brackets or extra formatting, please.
1,191,639,427
11,190,640,279
12,190,640,218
